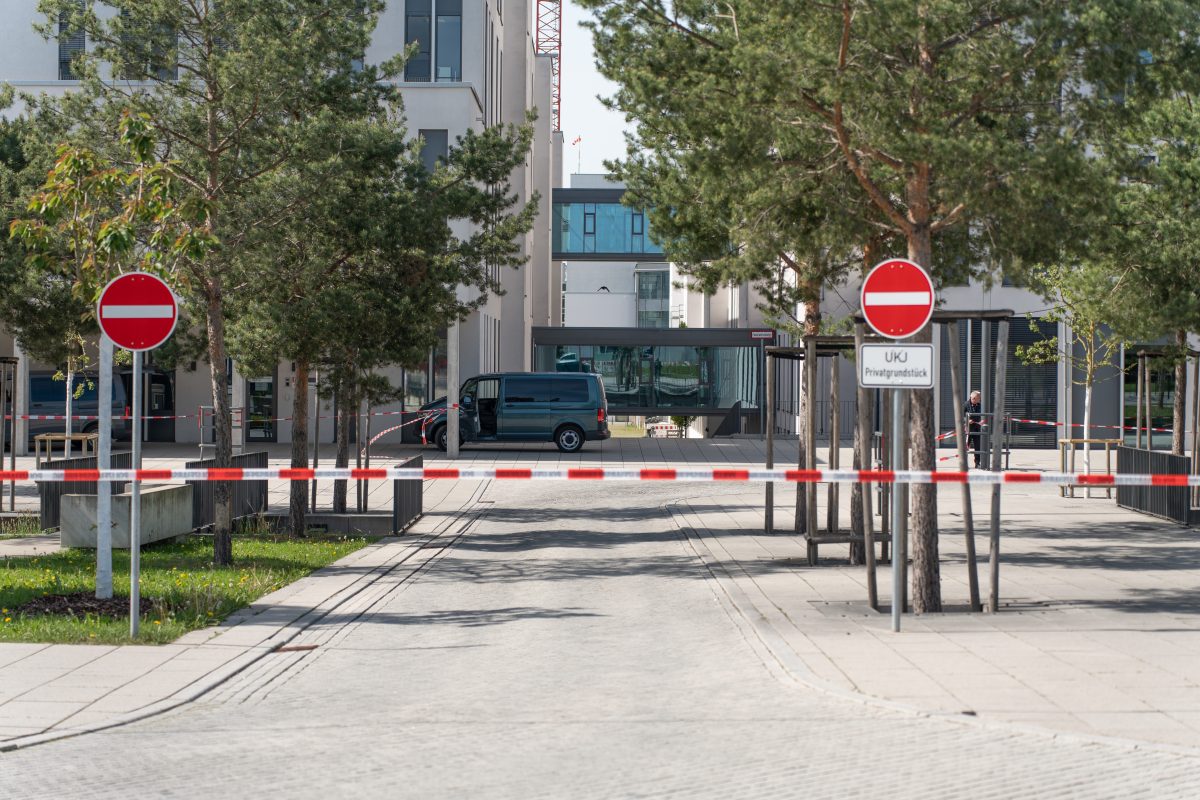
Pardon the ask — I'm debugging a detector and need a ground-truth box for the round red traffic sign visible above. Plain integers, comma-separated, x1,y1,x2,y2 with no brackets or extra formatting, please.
97,272,178,352
860,259,935,339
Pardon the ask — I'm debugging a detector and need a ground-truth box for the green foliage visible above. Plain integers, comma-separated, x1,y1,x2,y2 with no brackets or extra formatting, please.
1014,262,1126,388
0,535,366,644
3,112,212,403
580,0,1200,305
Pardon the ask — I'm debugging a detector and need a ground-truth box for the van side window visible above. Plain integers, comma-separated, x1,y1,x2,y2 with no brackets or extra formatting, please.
504,377,542,403
556,379,589,403
30,377,58,404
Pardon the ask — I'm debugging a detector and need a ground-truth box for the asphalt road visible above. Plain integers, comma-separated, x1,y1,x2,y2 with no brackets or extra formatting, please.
3,480,1199,798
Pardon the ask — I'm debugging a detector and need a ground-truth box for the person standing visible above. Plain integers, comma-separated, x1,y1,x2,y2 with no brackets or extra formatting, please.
964,390,984,468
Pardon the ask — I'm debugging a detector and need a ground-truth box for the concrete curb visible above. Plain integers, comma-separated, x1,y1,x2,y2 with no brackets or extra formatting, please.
666,500,1200,761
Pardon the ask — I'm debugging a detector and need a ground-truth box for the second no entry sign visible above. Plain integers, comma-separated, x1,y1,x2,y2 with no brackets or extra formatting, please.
860,259,935,339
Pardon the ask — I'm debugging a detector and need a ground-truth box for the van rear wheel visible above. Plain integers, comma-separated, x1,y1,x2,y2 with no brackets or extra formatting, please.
555,425,585,453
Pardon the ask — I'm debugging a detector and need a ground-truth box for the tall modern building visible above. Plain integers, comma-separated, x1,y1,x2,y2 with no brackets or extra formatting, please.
0,1,562,451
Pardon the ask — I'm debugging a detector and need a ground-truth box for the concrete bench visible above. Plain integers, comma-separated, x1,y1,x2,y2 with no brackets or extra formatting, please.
60,484,194,549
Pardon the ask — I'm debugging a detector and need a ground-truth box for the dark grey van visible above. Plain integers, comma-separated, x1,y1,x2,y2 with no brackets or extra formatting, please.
421,372,609,453
26,372,131,445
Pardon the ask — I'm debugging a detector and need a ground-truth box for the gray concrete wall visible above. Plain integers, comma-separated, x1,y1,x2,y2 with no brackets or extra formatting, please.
61,484,193,548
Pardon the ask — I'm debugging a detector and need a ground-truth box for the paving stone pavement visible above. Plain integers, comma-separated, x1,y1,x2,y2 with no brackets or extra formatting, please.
669,470,1200,749
3,479,1200,798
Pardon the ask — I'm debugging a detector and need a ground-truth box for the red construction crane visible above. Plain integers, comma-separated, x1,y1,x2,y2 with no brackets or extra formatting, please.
534,0,562,131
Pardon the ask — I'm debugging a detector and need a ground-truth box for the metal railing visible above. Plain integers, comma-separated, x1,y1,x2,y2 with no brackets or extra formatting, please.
37,452,132,530
1116,446,1193,524
392,454,423,534
185,451,269,529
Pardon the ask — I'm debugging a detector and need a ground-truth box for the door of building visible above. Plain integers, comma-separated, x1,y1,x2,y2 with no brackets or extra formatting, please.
246,373,277,443
145,370,175,442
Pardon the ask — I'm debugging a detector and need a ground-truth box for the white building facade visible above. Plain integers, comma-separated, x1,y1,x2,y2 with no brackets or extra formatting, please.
0,0,561,452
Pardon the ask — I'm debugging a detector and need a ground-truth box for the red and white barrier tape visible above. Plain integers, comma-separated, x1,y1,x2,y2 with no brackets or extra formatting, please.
1009,417,1176,434
5,408,436,423
1,466,1195,486
360,414,435,458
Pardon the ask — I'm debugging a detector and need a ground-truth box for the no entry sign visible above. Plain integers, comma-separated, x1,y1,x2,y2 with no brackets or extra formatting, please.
97,273,178,352
860,259,935,339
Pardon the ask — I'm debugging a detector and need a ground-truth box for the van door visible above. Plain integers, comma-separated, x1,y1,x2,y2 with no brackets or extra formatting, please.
473,378,500,438
499,376,549,440
457,378,482,441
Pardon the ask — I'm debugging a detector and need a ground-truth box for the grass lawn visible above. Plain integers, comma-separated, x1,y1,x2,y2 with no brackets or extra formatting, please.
0,535,367,645
0,516,42,540
610,424,647,439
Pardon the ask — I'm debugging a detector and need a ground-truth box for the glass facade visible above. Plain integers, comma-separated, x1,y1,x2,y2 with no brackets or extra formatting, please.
534,344,759,413
938,317,1058,448
552,202,664,256
636,271,669,329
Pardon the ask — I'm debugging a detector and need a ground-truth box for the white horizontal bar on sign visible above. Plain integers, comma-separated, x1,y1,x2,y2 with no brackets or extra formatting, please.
101,305,174,319
863,291,931,306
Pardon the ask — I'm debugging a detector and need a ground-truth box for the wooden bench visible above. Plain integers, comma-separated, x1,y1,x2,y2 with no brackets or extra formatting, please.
34,433,98,466
1058,438,1121,498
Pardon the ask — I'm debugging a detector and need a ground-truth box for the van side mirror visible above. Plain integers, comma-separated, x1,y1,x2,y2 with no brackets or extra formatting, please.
461,395,473,408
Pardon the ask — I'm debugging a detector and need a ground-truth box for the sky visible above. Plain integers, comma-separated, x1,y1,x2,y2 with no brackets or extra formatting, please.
558,2,632,180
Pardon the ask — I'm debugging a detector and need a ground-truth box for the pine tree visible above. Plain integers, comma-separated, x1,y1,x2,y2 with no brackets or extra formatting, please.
35,0,398,563
581,0,1200,611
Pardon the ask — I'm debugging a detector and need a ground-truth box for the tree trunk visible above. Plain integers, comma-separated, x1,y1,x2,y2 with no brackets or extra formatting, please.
905,177,941,613
850,244,880,546
795,295,821,533
64,355,74,447
1174,329,1187,456
1083,379,1093,475
290,359,310,537
204,283,233,565
333,377,352,514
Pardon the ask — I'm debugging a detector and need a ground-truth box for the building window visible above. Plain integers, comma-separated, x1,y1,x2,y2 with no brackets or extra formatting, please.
405,0,432,81
637,271,670,329
58,4,86,81
407,0,460,82
418,129,449,172
436,0,462,81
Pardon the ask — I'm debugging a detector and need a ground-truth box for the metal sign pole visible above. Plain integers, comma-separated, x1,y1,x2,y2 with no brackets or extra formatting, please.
96,335,113,599
0,361,8,512
129,350,142,638
8,357,16,511
891,388,904,632
447,321,460,458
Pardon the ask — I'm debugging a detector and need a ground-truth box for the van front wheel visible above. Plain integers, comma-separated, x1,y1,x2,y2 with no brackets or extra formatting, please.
434,425,464,452
555,425,585,453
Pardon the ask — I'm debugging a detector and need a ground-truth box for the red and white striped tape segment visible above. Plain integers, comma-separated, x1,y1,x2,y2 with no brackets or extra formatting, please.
419,405,460,445
360,414,436,458
1,467,1196,487
1009,417,1176,434
5,408,439,423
